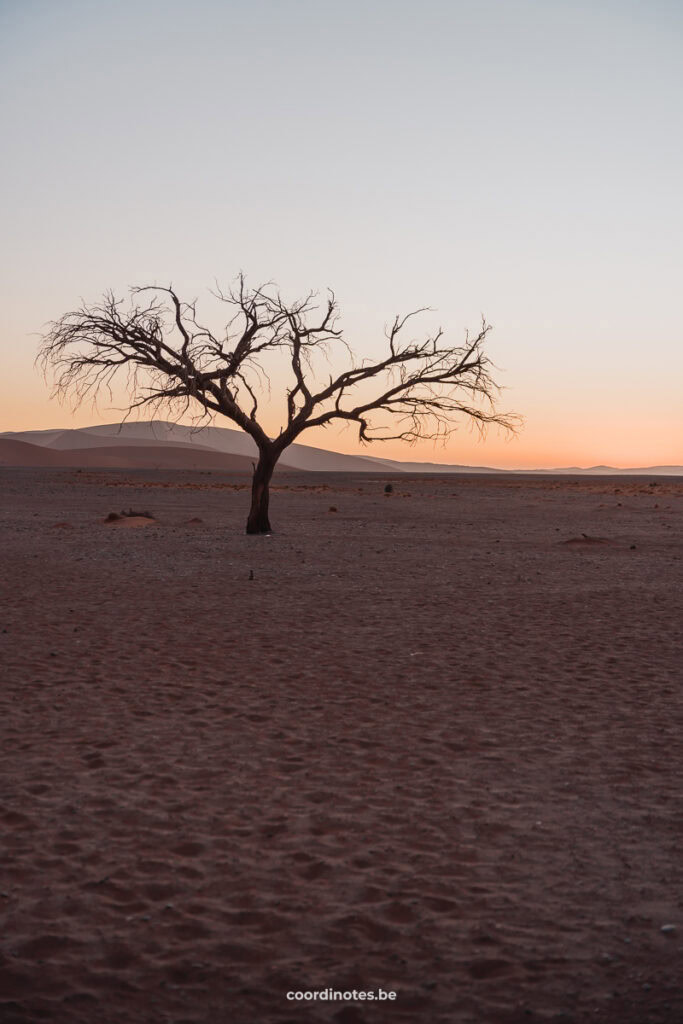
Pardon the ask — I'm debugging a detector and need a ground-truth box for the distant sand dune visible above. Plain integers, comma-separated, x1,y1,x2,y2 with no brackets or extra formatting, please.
0,438,75,466
0,438,262,472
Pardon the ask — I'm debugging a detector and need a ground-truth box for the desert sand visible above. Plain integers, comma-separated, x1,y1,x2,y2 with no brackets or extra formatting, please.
0,468,681,1024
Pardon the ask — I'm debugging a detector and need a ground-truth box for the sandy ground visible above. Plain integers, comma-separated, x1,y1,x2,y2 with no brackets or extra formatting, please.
0,468,682,1024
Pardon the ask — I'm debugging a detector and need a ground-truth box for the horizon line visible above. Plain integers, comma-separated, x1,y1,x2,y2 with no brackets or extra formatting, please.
1,420,681,475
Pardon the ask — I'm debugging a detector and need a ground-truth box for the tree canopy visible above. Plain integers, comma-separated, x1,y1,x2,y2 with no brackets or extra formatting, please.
40,277,518,532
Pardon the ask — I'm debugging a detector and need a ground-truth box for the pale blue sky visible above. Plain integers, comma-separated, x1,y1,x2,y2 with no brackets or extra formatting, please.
1,0,682,466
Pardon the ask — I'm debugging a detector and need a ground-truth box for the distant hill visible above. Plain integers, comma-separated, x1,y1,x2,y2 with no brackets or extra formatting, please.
544,465,683,476
361,455,505,474
1,421,681,474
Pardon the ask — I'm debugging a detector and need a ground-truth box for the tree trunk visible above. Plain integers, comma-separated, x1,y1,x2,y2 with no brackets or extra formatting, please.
246,447,276,534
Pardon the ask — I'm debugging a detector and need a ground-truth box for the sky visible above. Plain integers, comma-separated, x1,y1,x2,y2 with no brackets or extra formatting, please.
1,0,682,468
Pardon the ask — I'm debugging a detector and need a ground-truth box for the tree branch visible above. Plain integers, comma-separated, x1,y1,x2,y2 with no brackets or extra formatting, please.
39,278,519,460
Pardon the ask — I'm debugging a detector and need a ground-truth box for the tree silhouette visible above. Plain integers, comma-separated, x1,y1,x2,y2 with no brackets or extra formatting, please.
39,277,517,533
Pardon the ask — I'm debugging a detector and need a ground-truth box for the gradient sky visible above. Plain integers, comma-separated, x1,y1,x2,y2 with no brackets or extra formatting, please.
1,0,682,468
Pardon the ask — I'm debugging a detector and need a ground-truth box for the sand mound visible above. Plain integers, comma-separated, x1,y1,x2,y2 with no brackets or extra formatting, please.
103,512,157,528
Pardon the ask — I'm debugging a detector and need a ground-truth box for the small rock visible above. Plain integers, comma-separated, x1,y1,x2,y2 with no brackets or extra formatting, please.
660,924,676,933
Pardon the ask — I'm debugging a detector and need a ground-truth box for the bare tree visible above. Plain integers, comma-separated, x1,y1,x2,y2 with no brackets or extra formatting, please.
39,277,518,533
